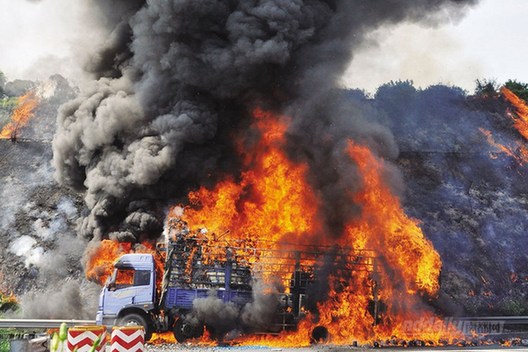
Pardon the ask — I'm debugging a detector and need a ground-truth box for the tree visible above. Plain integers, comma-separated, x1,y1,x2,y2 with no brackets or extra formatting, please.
474,78,499,97
504,79,528,102
0,70,5,96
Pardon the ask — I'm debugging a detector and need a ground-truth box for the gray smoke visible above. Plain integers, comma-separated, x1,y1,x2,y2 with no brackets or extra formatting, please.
53,0,480,246
17,281,100,319
240,280,283,330
190,291,240,337
0,75,100,319
189,281,283,337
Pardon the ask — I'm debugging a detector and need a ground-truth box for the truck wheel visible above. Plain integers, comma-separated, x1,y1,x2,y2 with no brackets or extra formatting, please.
118,313,153,341
173,318,187,343
173,318,204,343
311,325,328,344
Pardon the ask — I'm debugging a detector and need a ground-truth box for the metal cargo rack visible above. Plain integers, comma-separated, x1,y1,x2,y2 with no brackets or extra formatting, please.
161,233,377,292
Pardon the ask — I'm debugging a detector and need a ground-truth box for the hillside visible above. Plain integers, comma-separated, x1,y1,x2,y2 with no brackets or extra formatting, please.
1,77,528,320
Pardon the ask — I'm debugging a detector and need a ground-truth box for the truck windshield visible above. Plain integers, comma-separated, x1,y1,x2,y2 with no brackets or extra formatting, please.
109,268,150,289
115,268,134,288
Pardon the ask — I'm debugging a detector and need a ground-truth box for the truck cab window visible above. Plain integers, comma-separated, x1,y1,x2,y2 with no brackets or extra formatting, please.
115,269,134,288
134,270,151,286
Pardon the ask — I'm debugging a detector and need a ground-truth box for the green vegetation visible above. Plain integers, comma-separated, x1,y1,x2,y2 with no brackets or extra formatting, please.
0,292,18,352
0,329,18,352
0,97,17,110
499,298,527,316
0,96,17,129
504,79,528,101
474,78,500,97
50,323,69,352
0,337,8,352
473,78,528,103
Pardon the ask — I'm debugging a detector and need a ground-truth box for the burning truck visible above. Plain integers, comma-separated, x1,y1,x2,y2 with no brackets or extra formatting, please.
96,218,380,343
87,109,451,346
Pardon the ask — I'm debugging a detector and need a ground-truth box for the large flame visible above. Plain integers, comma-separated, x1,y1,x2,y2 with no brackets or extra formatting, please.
85,107,455,345
502,87,528,141
166,108,454,345
0,92,39,140
179,108,319,245
86,240,133,285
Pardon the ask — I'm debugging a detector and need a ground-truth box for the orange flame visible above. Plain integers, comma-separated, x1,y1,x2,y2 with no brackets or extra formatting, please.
180,108,320,244
150,332,176,344
479,127,528,165
0,290,18,308
86,239,164,288
150,330,216,346
86,107,457,345
502,87,528,141
479,87,528,165
345,141,441,295
166,108,458,345
86,240,133,284
0,92,39,139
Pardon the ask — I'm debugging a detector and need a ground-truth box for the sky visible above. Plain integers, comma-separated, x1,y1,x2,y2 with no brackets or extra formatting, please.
0,0,102,83
342,0,528,93
0,0,527,93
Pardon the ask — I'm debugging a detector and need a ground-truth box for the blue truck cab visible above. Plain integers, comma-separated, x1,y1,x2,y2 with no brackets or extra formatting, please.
95,254,156,337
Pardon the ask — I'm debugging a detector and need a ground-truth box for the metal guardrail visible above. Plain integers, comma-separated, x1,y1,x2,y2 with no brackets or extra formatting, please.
458,316,528,325
0,319,96,329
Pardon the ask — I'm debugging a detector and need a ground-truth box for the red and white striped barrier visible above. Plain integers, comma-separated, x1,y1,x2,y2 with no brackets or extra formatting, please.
67,325,107,352
111,326,145,352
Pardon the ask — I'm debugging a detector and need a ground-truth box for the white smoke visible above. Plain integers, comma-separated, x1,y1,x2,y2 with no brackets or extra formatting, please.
9,235,44,267
0,0,116,85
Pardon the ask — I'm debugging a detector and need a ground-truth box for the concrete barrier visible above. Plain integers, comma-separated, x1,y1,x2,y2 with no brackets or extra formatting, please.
111,326,145,352
66,325,106,352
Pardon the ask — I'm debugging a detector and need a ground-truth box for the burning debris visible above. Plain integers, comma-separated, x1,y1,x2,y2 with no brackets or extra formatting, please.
82,83,528,345
0,291,18,313
502,86,528,141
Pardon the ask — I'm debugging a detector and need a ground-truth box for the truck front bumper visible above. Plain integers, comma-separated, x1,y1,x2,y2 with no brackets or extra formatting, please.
96,311,117,328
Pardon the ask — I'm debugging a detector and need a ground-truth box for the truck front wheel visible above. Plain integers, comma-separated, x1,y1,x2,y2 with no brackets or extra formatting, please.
118,313,153,341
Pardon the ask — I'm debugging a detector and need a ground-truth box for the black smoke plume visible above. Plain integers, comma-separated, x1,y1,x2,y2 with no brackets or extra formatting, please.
53,0,480,246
